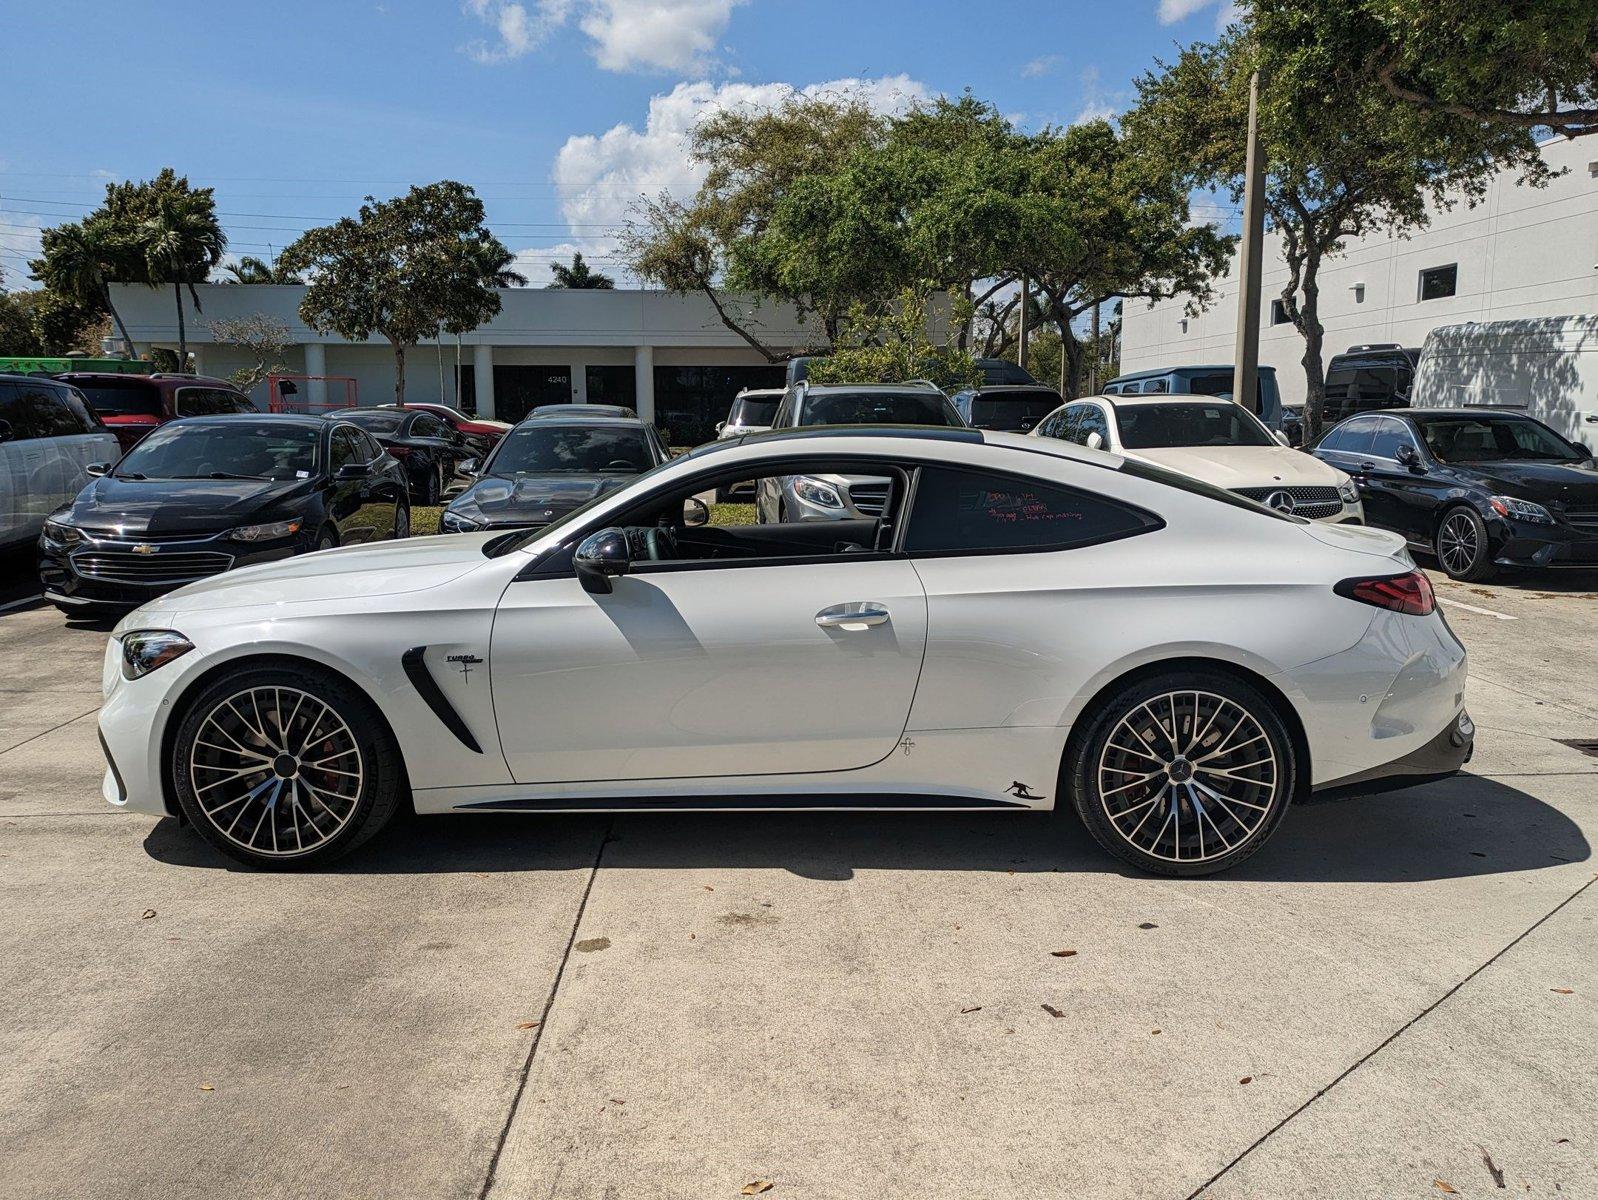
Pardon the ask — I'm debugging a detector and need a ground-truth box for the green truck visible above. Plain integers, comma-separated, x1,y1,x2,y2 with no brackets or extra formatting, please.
0,355,149,376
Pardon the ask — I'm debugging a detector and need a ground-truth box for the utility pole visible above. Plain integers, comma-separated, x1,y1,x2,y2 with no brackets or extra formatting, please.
1017,276,1030,373
1232,68,1267,415
1088,301,1101,394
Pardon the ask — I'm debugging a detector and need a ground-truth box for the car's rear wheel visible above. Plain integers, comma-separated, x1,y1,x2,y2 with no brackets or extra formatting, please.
170,665,405,869
418,464,442,507
1065,672,1296,876
393,502,410,540
1435,505,1496,581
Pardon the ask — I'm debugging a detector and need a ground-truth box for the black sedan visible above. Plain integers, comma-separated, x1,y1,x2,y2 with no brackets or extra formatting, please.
39,413,409,613
1311,408,1598,580
439,416,670,533
336,408,472,505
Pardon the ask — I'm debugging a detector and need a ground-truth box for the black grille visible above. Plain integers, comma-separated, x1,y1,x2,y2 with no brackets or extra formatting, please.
77,527,223,543
848,481,891,516
71,550,234,585
1233,485,1343,519
1560,501,1598,529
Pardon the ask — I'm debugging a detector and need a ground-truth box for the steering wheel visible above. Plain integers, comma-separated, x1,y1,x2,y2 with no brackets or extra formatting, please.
644,525,677,561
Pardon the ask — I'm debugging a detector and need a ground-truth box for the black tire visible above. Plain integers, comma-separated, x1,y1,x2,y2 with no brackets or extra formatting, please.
315,523,338,553
1064,671,1297,877
169,664,406,869
1434,505,1497,582
417,463,442,507
393,502,411,540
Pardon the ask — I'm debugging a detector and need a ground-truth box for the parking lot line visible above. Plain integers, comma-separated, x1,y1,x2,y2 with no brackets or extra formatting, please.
0,594,44,615
1438,597,1517,621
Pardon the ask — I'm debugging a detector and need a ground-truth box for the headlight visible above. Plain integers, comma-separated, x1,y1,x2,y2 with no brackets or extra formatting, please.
42,518,84,546
1488,495,1553,526
230,518,303,542
440,508,484,533
793,476,843,509
1338,480,1360,505
119,630,194,680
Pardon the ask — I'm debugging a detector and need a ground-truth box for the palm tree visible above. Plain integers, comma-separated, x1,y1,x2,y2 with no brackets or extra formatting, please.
546,251,614,290
140,191,227,369
223,255,301,284
30,221,139,356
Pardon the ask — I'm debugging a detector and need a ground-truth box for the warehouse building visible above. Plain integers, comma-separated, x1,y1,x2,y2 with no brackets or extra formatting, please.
107,283,819,445
1121,135,1598,407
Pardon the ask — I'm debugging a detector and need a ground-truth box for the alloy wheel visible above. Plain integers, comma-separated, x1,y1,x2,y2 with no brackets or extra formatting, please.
1096,690,1280,865
1438,512,1480,576
187,686,365,858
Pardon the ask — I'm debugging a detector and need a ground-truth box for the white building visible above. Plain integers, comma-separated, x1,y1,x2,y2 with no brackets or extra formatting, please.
1121,136,1598,407
108,283,822,443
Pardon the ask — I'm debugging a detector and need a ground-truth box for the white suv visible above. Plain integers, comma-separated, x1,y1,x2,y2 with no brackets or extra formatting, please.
715,388,785,439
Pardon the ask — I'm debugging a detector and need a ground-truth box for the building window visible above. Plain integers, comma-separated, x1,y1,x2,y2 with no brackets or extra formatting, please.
1269,299,1291,326
1418,264,1457,302
652,364,785,445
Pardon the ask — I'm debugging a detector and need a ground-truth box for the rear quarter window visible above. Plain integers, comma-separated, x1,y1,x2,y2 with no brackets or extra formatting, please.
905,466,1159,555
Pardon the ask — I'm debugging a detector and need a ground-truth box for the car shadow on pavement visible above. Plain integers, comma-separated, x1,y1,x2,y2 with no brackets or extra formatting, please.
142,771,1588,885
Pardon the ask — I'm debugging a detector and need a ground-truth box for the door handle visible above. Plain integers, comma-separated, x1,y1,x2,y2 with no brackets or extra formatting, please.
815,602,890,630
1357,461,1376,473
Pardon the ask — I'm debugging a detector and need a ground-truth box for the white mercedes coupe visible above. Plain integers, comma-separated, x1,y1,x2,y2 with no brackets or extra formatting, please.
98,427,1473,875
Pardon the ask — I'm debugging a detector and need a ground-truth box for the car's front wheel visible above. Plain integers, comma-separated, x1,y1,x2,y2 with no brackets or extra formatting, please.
170,665,406,868
1435,505,1496,581
1065,672,1296,876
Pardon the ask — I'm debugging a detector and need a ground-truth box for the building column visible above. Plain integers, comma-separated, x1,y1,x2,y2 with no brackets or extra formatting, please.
634,344,655,425
302,342,327,410
474,344,496,420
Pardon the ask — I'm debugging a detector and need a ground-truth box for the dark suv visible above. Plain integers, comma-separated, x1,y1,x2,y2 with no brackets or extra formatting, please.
57,372,256,454
1321,345,1421,427
950,384,1063,432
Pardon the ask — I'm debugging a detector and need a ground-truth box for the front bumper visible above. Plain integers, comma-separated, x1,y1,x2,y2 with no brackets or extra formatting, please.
1312,709,1474,799
1490,516,1598,568
39,529,298,609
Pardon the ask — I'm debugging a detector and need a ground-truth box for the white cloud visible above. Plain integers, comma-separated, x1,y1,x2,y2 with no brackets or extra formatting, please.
461,0,570,64
1157,0,1240,29
579,0,747,73
1020,55,1060,79
1071,65,1126,126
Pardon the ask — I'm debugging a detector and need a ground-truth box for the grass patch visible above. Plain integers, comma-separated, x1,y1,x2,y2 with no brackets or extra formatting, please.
709,502,757,527
410,507,442,536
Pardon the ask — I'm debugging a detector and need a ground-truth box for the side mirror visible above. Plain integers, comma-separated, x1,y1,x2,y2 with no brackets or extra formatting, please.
457,458,479,476
0,419,13,444
1396,443,1423,470
335,461,371,481
86,461,111,478
682,496,710,527
1272,430,1291,447
1085,431,1105,451
574,528,631,595
1577,441,1593,460
715,421,725,434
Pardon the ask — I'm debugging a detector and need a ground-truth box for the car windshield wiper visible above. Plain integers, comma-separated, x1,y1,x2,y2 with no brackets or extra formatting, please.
193,472,271,480
113,471,149,480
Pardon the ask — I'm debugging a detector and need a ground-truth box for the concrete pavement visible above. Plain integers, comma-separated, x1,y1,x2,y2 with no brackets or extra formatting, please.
1,569,1594,1199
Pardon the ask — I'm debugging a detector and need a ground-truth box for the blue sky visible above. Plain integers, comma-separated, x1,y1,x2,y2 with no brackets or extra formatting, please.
1,0,1237,287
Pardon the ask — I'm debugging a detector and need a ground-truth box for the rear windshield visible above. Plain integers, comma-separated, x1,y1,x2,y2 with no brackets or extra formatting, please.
488,425,654,476
341,410,405,434
1117,402,1274,449
728,395,780,425
801,391,961,427
1185,373,1235,397
115,421,320,481
73,379,160,417
970,392,1060,428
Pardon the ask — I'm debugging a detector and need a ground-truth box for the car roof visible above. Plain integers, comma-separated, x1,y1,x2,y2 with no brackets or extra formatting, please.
1109,365,1276,381
511,415,650,429
54,372,238,387
959,384,1062,396
800,382,944,394
0,372,71,384
168,412,325,430
1095,392,1249,409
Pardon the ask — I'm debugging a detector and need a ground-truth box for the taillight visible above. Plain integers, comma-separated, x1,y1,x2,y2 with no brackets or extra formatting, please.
1333,571,1435,616
386,445,411,458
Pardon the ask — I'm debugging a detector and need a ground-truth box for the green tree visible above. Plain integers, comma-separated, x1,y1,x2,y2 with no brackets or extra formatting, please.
1254,0,1598,138
29,220,140,355
138,181,228,369
804,288,982,392
278,181,514,405
222,255,302,284
0,290,45,356
546,251,613,289
1126,25,1551,438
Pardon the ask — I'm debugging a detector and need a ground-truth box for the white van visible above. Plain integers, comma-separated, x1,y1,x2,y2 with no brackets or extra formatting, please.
1410,315,1598,448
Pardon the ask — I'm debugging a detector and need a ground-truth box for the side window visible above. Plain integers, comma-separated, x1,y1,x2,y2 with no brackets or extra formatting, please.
1141,378,1169,394
1035,409,1066,440
413,414,447,439
1059,405,1087,444
904,466,1157,555
175,388,242,417
330,428,358,469
1102,384,1122,396
1369,417,1417,461
1077,405,1110,445
53,385,101,433
1328,415,1378,456
7,383,79,438
356,429,383,461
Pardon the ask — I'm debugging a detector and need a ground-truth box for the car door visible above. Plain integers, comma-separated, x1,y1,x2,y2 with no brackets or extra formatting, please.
1315,415,1379,502
325,426,370,543
1360,416,1436,540
489,457,929,784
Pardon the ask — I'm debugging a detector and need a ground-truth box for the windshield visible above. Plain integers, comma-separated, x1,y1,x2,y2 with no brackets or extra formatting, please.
970,392,1060,429
802,391,961,427
728,396,780,425
488,425,654,476
1117,402,1274,449
73,380,160,417
114,421,319,480
1417,415,1583,464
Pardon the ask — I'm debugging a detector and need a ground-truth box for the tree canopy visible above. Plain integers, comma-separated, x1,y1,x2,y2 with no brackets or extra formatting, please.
277,181,514,404
547,252,614,289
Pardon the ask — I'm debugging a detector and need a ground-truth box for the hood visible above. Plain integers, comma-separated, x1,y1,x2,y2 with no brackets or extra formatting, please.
446,473,634,527
126,533,495,617
1447,459,1598,505
1128,444,1345,490
62,475,315,534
